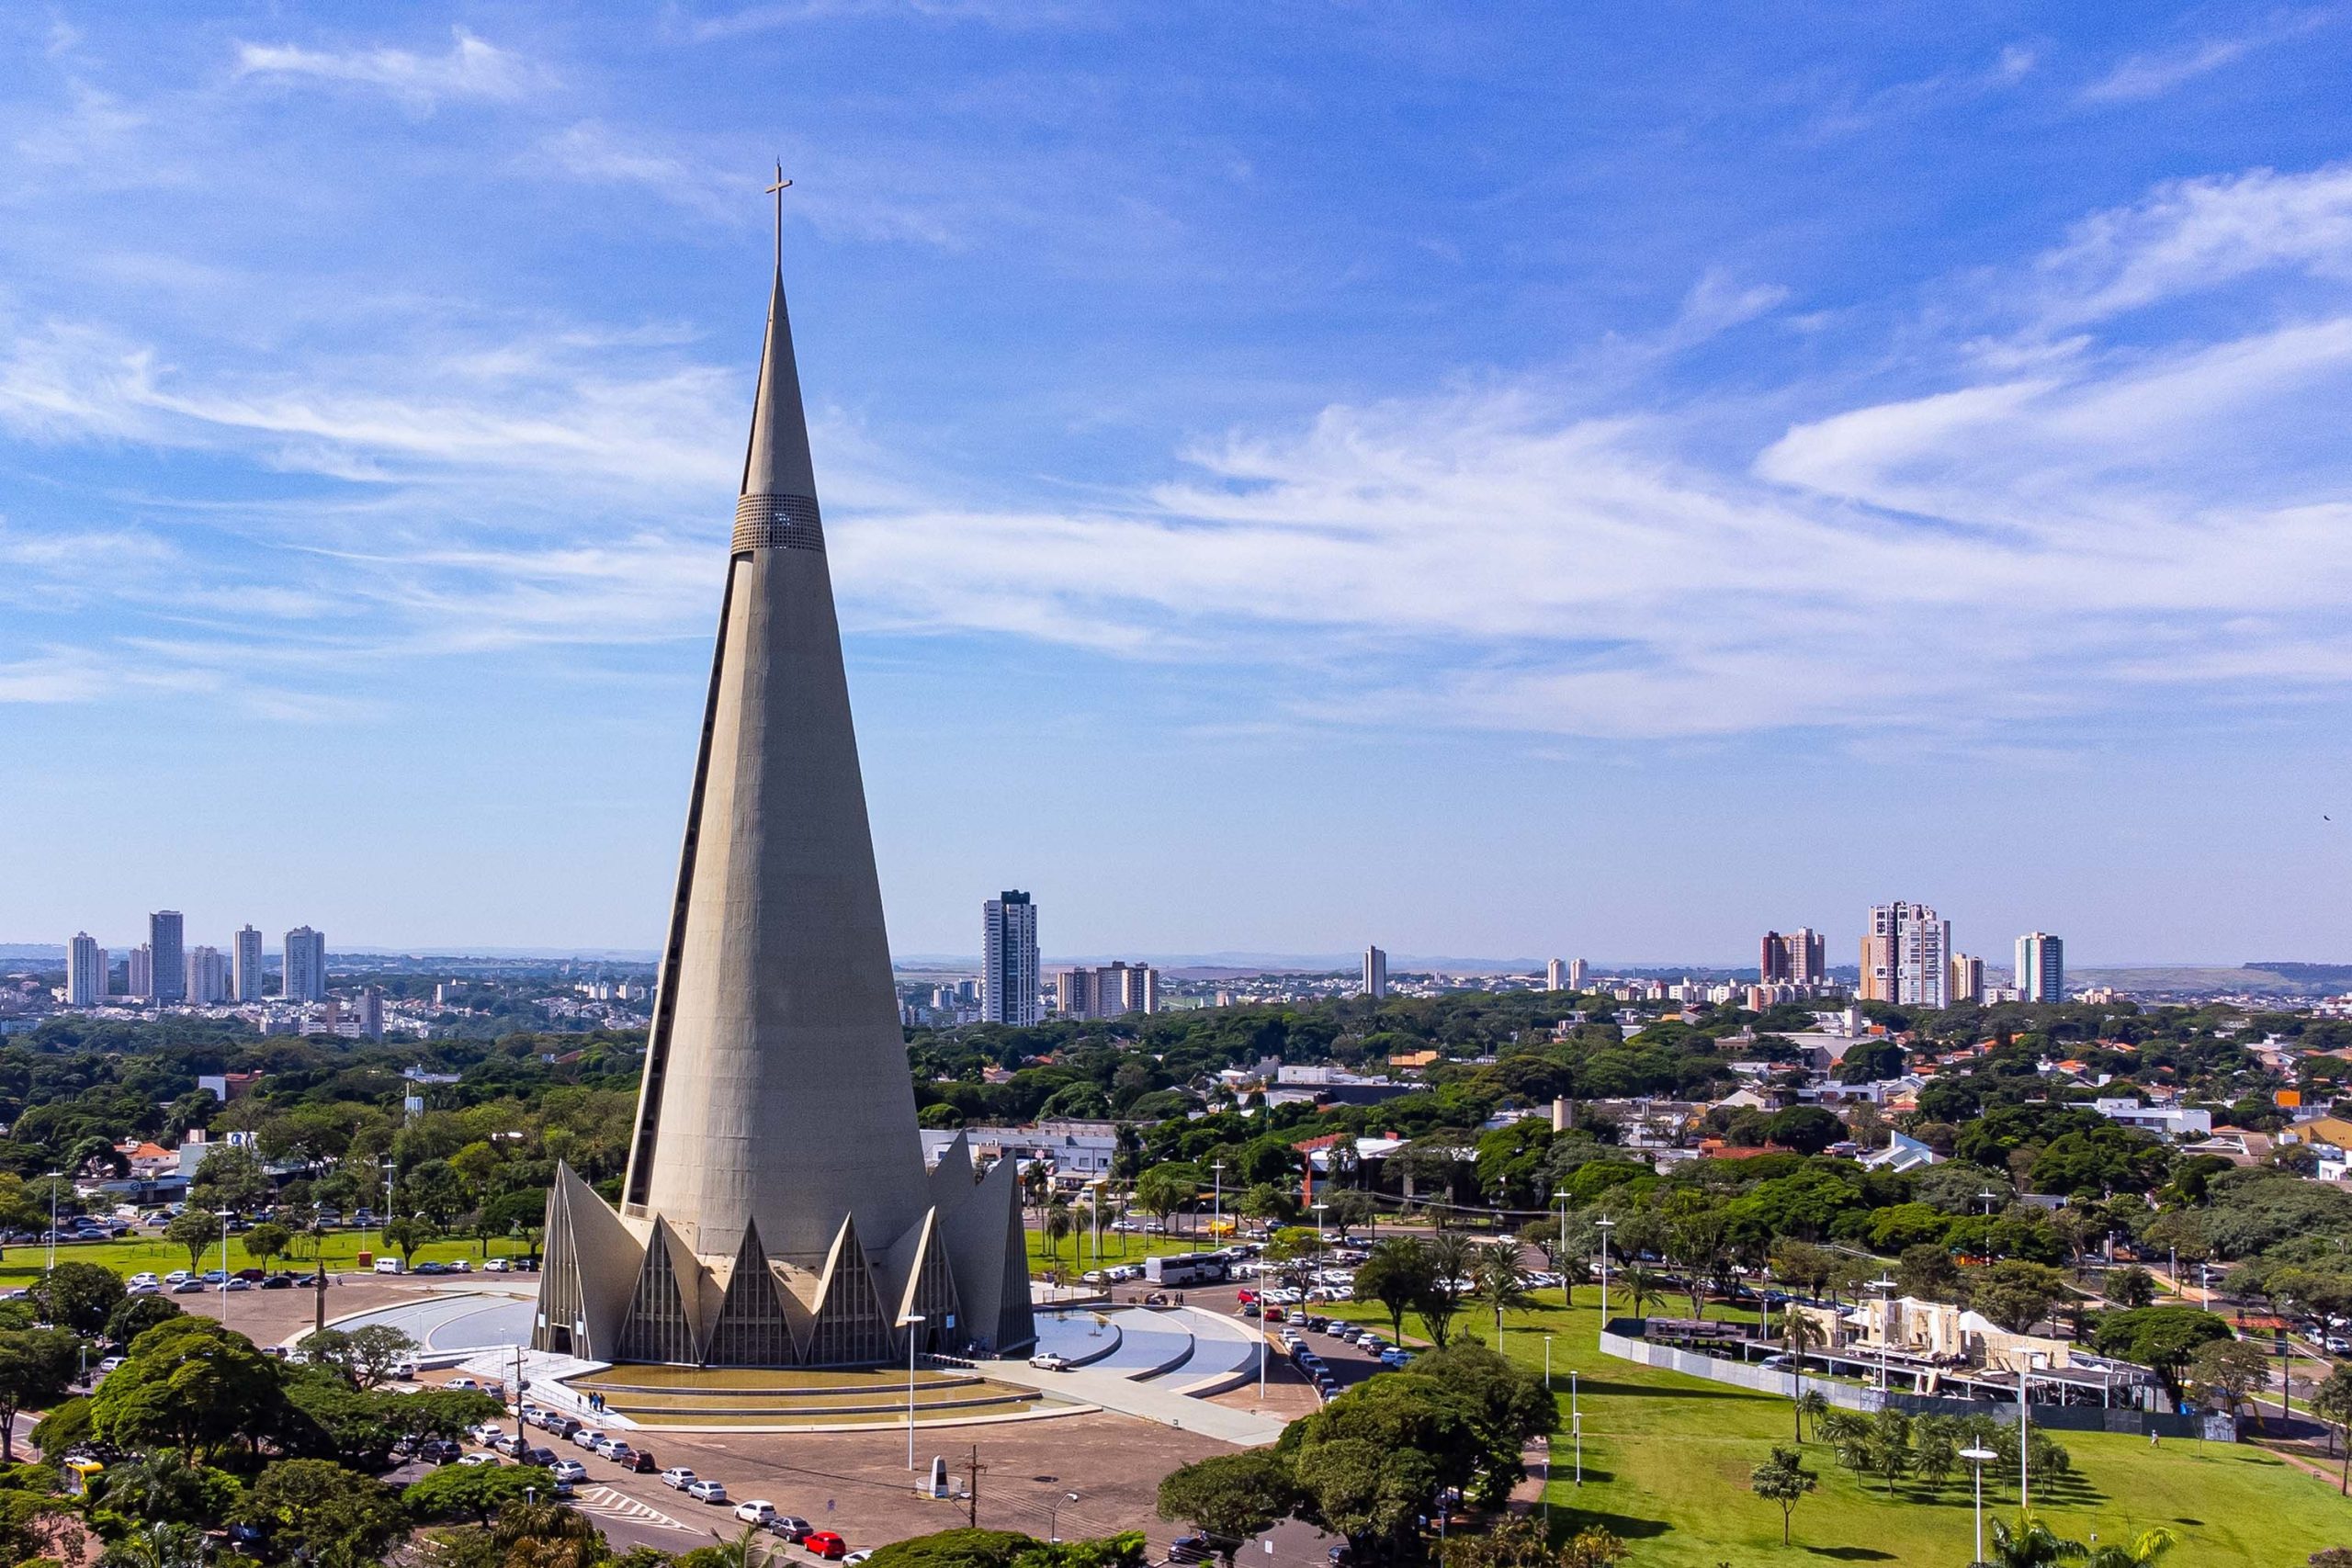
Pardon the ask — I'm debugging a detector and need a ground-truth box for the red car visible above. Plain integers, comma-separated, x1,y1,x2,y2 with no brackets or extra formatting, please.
1235,1289,1257,1304
804,1532,848,1560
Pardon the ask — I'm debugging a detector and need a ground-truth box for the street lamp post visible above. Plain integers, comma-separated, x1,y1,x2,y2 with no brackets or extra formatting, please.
1570,1370,1581,1486
1595,1218,1615,1323
905,1314,928,1470
381,1161,396,1256
1047,1491,1078,1543
221,1213,232,1330
1210,1163,1226,1244
1960,1445,1996,1564
1313,1202,1328,1244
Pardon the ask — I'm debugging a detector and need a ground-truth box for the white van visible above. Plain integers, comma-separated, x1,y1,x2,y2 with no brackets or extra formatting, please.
373,1258,405,1274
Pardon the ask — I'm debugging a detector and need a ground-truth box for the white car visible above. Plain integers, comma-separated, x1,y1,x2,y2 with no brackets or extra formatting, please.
127,1273,160,1292
571,1428,605,1450
96,1356,126,1374
844,1553,872,1565
449,1377,483,1391
660,1467,698,1490
549,1460,587,1483
163,1270,192,1287
1029,1352,1069,1371
373,1258,404,1274
685,1479,729,1504
458,1453,502,1467
736,1501,782,1526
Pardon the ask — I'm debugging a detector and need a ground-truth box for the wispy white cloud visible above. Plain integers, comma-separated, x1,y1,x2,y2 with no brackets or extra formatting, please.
2022,161,2352,329
673,0,1079,42
2078,11,2332,104
231,28,547,112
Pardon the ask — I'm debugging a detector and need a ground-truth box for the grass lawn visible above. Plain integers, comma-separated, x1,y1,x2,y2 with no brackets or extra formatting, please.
1327,1294,2352,1568
0,1230,534,1286
1022,1224,1220,1277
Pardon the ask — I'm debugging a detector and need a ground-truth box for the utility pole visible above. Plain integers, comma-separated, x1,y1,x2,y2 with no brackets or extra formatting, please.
964,1445,986,1529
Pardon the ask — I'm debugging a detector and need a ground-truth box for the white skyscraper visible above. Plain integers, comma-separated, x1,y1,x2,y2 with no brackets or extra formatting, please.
2016,932,2064,1004
127,944,153,999
185,946,229,1004
1363,944,1388,999
1546,957,1566,991
1568,958,1588,989
1861,903,1951,1008
284,926,328,1003
66,933,107,1005
982,892,1040,1027
232,926,264,1002
149,910,186,1003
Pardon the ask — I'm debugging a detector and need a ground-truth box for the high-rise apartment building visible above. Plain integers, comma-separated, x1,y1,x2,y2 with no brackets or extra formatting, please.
1568,958,1588,989
2016,932,2064,1004
982,893,1040,1026
1860,903,1951,1008
232,926,264,1002
1054,961,1159,1021
66,933,107,1005
1546,957,1568,991
283,926,328,1004
1363,945,1388,1000
185,946,229,1004
1948,953,1984,1004
360,985,386,1040
1758,929,1826,986
149,910,186,1003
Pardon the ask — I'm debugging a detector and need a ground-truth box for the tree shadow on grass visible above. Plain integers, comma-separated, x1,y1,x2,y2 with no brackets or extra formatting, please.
1802,1548,1896,1561
1549,1507,1670,1541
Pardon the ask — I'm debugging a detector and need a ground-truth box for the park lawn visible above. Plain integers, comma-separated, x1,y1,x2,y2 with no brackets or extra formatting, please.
0,1230,535,1287
1326,1295,2352,1568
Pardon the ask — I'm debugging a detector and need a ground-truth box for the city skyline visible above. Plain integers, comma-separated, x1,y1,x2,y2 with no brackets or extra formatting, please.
6,7,2352,959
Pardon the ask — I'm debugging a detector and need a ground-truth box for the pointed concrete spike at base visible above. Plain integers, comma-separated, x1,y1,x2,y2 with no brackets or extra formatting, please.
617,1215,710,1366
534,1162,645,1360
705,1216,800,1367
804,1215,897,1367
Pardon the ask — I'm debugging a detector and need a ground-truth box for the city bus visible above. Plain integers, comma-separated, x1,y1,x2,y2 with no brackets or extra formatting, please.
1144,1252,1233,1287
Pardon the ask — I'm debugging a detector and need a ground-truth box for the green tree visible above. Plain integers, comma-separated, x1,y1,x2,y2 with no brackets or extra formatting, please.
243,1222,292,1275
482,1189,548,1266
1781,1310,1825,1441
382,1215,436,1267
2187,1337,2271,1415
1616,1263,1663,1322
2108,1265,2157,1309
1353,1238,1434,1343
2311,1362,2352,1495
1969,1260,2072,1334
1292,1437,1436,1561
299,1325,422,1390
402,1461,557,1524
164,1209,220,1275
1911,1415,1960,1491
106,1294,185,1348
29,1259,125,1336
0,1328,79,1462
1155,1450,1297,1567
190,1145,272,1215
2090,1307,2233,1402
1043,1202,1075,1277
1420,1231,1475,1348
235,1458,404,1568
89,1316,285,1460
1239,1183,1298,1230
87,1447,240,1532
1748,1444,1816,1546
1133,1167,1195,1237
1322,1190,1377,1240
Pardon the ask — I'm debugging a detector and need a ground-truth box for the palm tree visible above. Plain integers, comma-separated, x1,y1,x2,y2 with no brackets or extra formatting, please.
1782,1310,1825,1441
1424,1229,1476,1348
1474,1240,1535,1348
1618,1264,1663,1323
1985,1516,2088,1567
1044,1202,1075,1280
2083,1528,2177,1568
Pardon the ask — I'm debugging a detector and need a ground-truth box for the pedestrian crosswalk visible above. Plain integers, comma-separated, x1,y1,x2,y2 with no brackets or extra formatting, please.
572,1485,698,1534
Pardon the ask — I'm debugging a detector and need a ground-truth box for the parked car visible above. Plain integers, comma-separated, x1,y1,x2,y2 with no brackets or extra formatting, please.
373,1258,405,1274
843,1552,872,1565
523,1447,561,1469
735,1501,782,1527
591,1436,628,1459
618,1450,658,1473
571,1428,605,1450
418,1438,463,1464
1028,1352,1069,1371
218,1278,254,1292
258,1274,296,1290
457,1453,502,1468
685,1479,729,1505
765,1517,815,1542
492,1435,526,1458
549,1461,588,1483
802,1531,848,1560
127,1273,160,1292
483,1259,512,1273
1168,1536,1215,1563
659,1467,698,1491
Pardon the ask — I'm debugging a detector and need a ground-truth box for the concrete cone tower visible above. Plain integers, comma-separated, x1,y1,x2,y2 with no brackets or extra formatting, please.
533,234,1034,1367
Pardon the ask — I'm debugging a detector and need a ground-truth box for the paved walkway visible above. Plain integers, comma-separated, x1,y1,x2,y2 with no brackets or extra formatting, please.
983,1352,1285,1446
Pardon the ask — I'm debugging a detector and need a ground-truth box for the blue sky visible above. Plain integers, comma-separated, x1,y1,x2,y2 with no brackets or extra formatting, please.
5,3,2351,965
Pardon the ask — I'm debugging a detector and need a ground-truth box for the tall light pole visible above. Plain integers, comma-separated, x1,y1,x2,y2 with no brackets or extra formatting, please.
1553,1189,1571,1310
1313,1202,1329,1245
1210,1163,1226,1244
2018,1362,2031,1515
220,1213,233,1331
1961,1444,1996,1564
1871,1277,1897,1393
1570,1369,1581,1486
380,1160,396,1257
905,1314,928,1470
1595,1218,1615,1323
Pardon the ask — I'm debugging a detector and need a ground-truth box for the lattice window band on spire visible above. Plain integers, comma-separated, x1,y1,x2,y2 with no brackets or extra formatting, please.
733,493,825,554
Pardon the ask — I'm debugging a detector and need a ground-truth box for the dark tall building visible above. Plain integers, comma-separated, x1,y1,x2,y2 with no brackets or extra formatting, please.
1758,928,1826,986
148,910,186,1003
